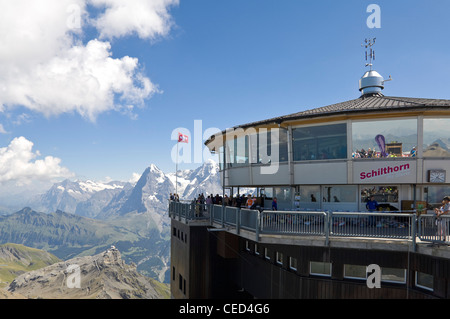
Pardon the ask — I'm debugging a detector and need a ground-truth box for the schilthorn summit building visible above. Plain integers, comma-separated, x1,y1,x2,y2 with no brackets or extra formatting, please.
169,44,450,299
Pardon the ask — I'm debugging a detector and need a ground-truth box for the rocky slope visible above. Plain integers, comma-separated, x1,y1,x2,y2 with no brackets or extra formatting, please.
0,243,60,289
6,247,169,299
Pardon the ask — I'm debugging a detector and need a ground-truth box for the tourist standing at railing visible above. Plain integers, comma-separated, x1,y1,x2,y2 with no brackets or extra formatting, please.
246,195,254,209
434,196,450,241
272,197,278,211
366,196,379,226
236,195,242,208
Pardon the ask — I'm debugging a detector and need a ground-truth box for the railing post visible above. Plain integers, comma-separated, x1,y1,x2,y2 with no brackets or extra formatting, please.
236,208,241,235
221,204,225,227
412,213,417,251
325,211,331,246
255,210,261,242
209,204,213,225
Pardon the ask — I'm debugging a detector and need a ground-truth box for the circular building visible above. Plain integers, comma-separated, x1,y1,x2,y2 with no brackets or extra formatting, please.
205,68,450,213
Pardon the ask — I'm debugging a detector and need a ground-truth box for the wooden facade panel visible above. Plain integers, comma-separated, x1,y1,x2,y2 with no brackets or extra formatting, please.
172,222,448,299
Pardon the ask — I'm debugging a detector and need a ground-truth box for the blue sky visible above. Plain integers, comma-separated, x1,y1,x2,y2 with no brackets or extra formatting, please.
1,0,450,193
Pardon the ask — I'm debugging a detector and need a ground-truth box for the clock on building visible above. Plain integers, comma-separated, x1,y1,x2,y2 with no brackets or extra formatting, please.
428,170,446,183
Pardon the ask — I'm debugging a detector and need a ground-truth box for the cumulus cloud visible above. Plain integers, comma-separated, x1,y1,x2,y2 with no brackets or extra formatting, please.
0,137,74,185
0,0,178,121
128,172,142,184
90,0,179,40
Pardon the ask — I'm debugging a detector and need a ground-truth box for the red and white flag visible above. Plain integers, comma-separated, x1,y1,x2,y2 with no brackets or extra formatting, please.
178,133,189,143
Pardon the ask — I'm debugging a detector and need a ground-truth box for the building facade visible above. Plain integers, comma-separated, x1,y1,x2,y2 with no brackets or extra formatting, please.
170,67,450,299
205,69,450,214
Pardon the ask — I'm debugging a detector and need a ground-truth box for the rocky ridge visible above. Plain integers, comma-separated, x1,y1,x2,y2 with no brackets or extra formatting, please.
6,247,168,299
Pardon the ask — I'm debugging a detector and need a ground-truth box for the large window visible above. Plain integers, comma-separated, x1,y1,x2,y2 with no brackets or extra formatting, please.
293,124,347,161
225,135,249,167
297,185,321,210
323,185,356,203
274,187,292,210
425,186,450,210
352,119,417,158
361,186,398,204
251,128,288,164
423,118,450,157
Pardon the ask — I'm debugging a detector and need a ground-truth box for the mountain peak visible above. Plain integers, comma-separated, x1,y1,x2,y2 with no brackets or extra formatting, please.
148,163,164,175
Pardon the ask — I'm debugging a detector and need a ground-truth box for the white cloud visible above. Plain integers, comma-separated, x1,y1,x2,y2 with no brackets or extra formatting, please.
129,172,141,184
0,0,178,121
0,137,74,185
90,0,179,40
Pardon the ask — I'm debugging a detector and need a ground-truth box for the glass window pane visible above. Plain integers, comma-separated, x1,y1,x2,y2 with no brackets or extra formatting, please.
258,129,288,163
344,264,367,279
361,186,399,203
323,186,356,203
293,124,347,161
219,146,224,170
310,261,331,276
276,252,283,264
225,138,235,167
423,118,450,157
416,272,433,291
235,136,248,167
382,268,406,283
289,257,298,270
274,187,292,210
352,119,417,158
297,186,320,210
426,186,450,210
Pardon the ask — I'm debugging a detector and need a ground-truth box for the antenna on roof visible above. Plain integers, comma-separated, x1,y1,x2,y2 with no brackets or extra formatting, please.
362,38,376,71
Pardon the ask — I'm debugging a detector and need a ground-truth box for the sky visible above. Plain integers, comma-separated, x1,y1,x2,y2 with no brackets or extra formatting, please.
1,0,450,196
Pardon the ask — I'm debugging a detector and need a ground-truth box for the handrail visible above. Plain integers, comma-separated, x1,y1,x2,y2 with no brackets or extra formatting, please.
168,201,449,246
418,214,450,245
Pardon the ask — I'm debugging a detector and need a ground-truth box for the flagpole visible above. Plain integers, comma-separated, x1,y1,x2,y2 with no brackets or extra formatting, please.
176,140,179,197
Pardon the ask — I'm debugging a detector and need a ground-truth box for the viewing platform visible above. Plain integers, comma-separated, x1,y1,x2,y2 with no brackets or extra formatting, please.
169,201,450,259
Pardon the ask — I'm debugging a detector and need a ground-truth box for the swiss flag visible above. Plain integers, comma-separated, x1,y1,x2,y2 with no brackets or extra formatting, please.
178,133,189,143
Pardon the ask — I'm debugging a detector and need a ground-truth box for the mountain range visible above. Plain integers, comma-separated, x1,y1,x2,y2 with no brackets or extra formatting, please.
27,159,222,219
0,160,222,285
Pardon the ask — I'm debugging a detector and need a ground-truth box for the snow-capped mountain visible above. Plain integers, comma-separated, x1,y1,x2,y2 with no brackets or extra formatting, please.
167,159,223,200
28,179,130,217
99,160,222,231
28,160,223,221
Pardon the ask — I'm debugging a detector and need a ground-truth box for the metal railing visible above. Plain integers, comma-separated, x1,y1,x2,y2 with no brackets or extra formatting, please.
418,215,450,244
261,211,328,236
168,201,449,246
330,212,414,240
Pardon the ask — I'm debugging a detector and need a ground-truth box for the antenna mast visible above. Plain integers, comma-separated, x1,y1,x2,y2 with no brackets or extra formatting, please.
362,38,376,71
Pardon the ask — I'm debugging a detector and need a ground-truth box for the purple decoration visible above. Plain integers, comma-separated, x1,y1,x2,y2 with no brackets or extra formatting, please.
375,134,388,157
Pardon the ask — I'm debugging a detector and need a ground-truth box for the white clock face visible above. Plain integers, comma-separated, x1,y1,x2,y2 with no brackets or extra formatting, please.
430,171,446,183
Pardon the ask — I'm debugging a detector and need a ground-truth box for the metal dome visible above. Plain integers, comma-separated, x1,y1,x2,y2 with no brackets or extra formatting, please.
359,70,384,96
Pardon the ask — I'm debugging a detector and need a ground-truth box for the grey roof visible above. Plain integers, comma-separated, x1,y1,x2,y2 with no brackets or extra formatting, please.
236,94,450,129
205,93,450,146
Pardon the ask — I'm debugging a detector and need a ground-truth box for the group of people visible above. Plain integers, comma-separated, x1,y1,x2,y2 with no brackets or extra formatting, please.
353,147,417,159
191,193,259,209
354,148,379,158
186,193,279,211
